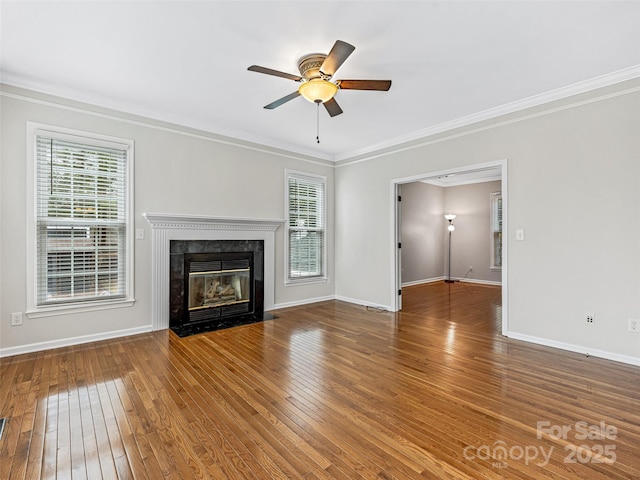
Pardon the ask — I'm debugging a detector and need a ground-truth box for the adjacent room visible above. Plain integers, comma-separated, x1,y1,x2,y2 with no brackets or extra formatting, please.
1,1,639,478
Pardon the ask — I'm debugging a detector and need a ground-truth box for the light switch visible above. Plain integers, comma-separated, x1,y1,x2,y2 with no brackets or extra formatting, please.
516,229,525,241
136,228,145,240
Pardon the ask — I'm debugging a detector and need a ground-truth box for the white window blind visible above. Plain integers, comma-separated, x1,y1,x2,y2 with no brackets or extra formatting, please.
35,132,129,306
287,172,325,281
491,192,502,269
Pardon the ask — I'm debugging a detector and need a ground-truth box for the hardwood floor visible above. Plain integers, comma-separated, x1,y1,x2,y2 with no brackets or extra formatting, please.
1,282,639,479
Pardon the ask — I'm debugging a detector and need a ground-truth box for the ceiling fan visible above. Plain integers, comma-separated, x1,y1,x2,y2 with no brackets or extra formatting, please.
248,40,391,117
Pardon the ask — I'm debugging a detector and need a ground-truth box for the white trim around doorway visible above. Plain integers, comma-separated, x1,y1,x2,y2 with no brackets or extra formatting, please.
390,159,508,336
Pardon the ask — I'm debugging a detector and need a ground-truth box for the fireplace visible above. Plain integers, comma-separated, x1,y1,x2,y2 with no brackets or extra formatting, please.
170,239,266,336
142,213,282,332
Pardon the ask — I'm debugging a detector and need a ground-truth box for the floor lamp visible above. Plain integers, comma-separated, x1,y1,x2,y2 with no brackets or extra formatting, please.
444,214,456,283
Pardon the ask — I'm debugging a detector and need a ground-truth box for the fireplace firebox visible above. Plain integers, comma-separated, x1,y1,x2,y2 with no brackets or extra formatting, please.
170,240,267,336
187,251,253,320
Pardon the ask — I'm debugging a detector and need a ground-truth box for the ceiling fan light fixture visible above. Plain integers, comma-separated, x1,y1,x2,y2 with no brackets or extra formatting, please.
298,78,338,104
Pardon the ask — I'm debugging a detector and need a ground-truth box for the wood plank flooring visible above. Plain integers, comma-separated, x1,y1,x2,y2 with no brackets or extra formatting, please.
1,282,639,479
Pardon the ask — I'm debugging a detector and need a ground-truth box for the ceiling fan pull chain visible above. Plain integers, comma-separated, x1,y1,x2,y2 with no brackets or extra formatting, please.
316,101,320,143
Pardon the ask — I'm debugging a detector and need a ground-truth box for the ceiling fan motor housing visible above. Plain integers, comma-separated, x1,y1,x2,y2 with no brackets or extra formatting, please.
298,54,329,80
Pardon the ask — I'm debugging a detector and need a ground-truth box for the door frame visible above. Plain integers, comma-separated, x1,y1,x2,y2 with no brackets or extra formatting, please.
390,159,508,336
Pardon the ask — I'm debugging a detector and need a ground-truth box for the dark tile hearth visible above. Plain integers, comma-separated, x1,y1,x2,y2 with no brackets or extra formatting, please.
170,312,277,338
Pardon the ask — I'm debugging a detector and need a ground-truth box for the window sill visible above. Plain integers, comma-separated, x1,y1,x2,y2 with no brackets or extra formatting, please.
285,277,329,287
26,298,136,319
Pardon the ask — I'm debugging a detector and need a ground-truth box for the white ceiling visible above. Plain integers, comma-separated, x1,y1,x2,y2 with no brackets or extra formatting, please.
421,166,502,187
2,1,639,162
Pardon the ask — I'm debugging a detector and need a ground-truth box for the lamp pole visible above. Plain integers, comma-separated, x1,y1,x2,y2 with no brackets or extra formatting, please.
444,214,456,283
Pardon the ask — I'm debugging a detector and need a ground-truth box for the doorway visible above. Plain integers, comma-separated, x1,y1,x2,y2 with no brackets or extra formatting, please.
391,160,508,335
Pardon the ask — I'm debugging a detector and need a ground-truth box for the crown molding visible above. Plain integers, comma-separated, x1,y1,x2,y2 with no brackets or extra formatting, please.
334,65,640,163
3,65,639,165
0,73,334,163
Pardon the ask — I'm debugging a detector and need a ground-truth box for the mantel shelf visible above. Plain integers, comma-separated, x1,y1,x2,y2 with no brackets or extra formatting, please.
143,213,284,231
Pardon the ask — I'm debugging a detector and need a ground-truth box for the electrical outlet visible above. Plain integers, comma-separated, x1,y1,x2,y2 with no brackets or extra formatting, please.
629,319,640,333
586,314,595,325
469,265,473,271
11,312,23,326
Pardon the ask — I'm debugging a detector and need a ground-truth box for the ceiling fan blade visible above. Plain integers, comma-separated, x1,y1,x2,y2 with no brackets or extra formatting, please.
248,65,302,82
323,98,343,117
337,80,392,91
320,40,355,77
264,91,301,109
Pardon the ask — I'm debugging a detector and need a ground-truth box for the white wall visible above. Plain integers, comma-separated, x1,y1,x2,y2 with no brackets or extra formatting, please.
0,85,335,354
3,80,639,365
400,180,502,285
335,79,640,363
399,182,445,284
444,180,502,284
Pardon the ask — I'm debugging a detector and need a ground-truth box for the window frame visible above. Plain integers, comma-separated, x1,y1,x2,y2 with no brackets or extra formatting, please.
26,122,135,318
284,170,328,286
490,191,502,271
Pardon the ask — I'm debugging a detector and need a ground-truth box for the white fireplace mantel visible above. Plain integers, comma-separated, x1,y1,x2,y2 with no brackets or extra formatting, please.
143,213,283,331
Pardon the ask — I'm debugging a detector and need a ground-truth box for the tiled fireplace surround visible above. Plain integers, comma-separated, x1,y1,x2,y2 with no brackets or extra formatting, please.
143,213,283,331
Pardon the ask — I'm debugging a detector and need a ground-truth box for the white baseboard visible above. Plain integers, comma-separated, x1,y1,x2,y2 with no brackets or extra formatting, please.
275,294,395,313
273,295,336,310
458,278,502,286
401,277,444,287
0,325,153,358
402,276,501,287
334,295,393,312
507,331,640,367
274,295,393,313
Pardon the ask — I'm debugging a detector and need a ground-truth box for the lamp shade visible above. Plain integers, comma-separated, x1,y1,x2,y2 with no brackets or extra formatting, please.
444,214,456,221
448,224,455,232
298,78,338,104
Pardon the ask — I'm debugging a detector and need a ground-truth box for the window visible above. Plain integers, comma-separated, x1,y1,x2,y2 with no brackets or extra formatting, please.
286,171,326,283
28,124,134,315
490,192,502,269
